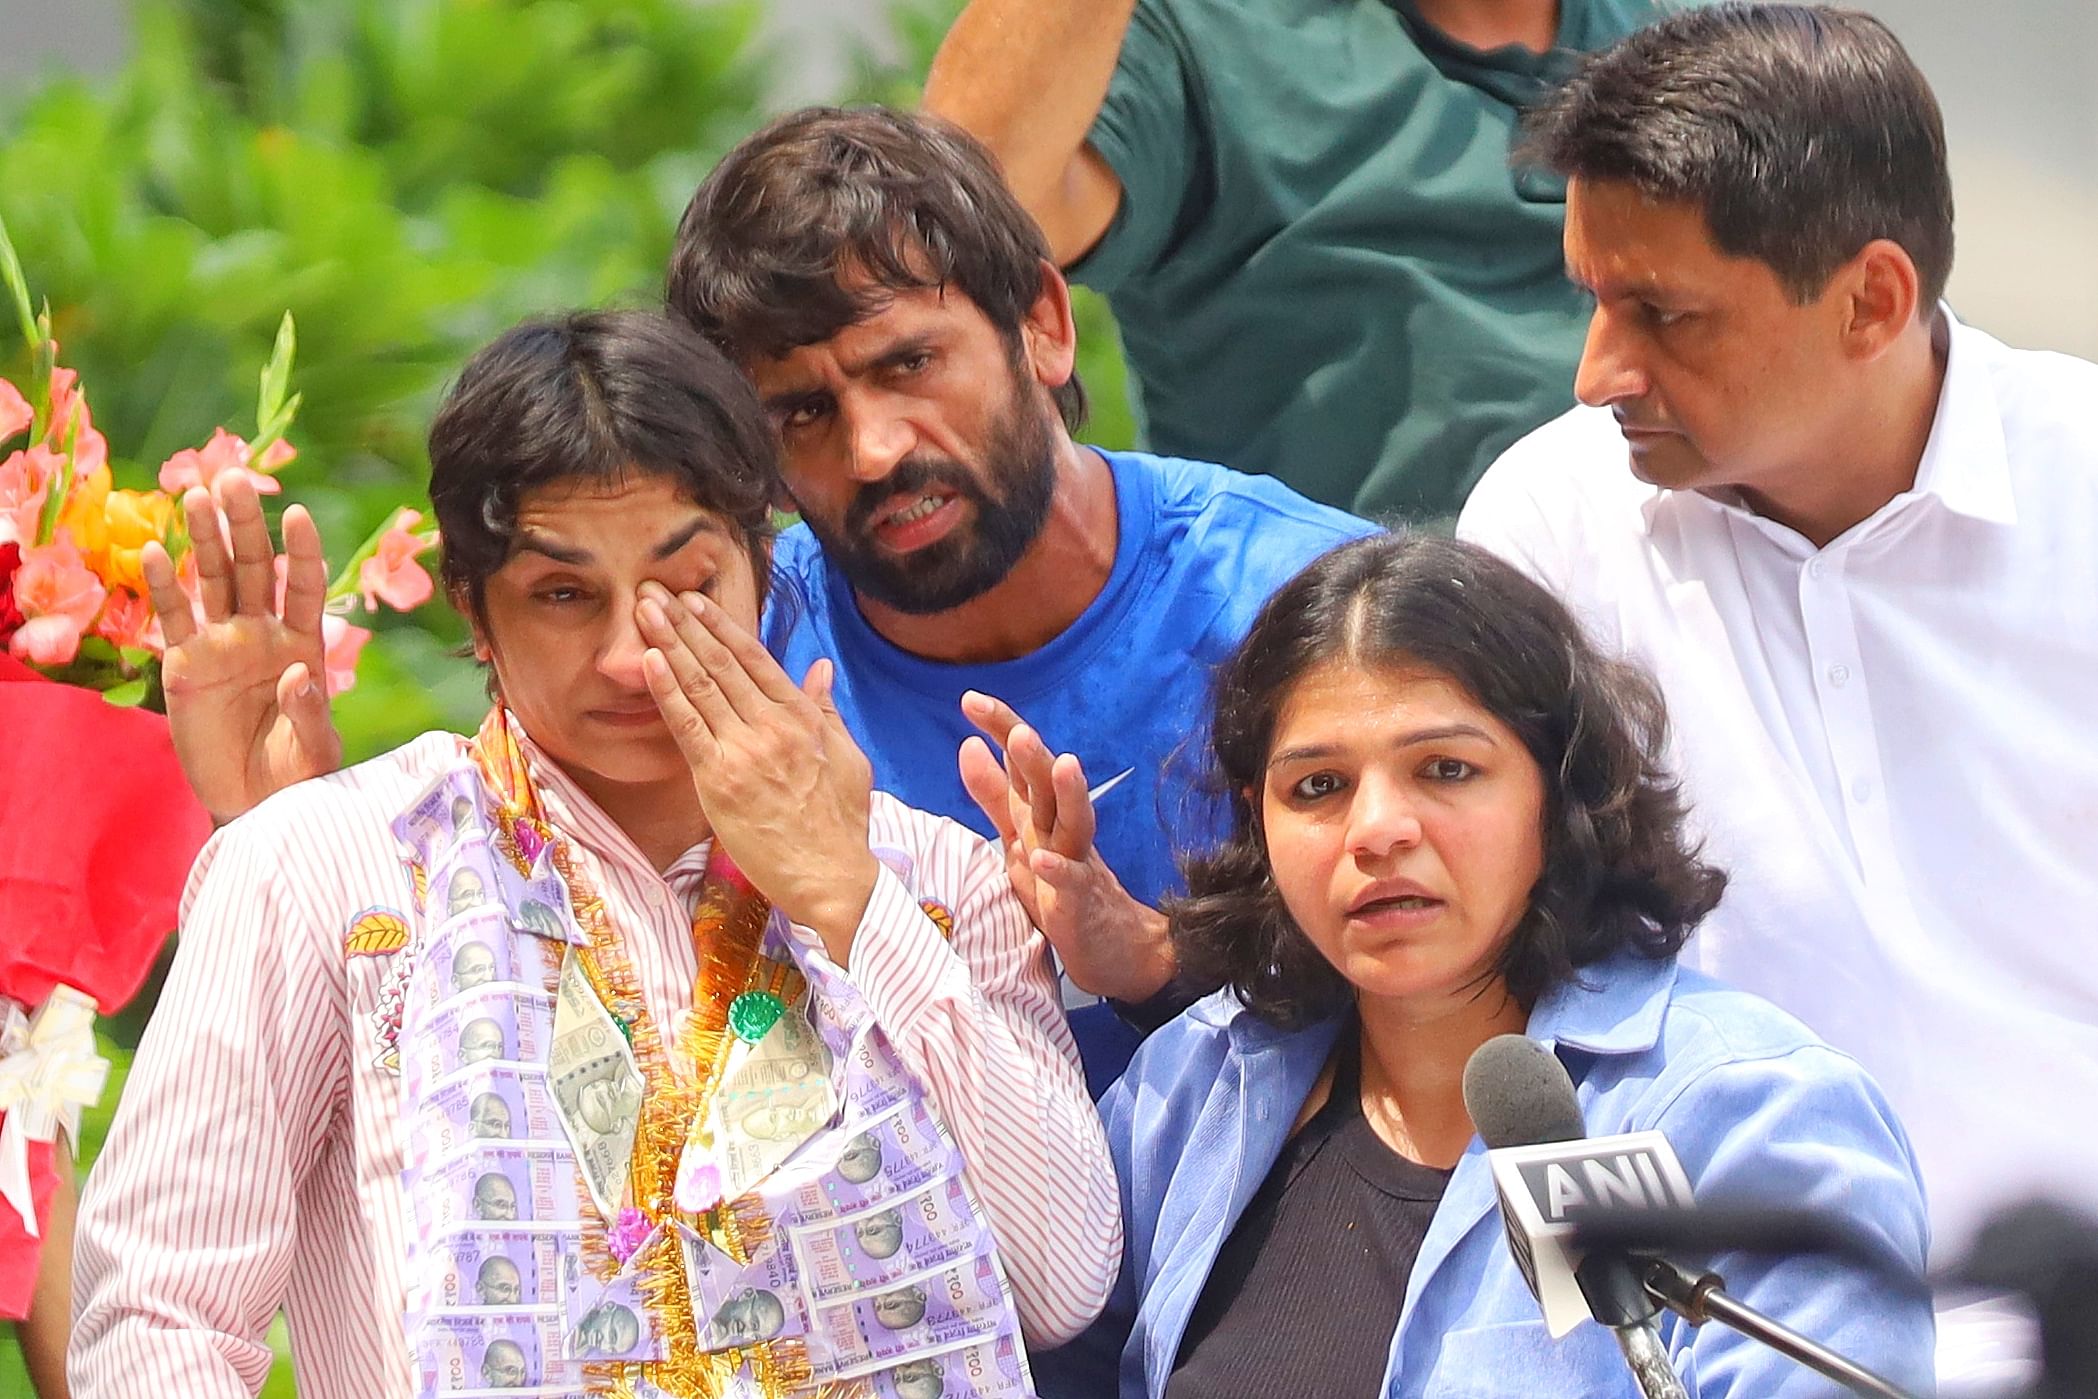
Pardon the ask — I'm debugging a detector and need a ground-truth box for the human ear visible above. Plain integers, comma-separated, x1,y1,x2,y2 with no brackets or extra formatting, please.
452,584,494,663
1838,239,1924,362
1021,258,1080,393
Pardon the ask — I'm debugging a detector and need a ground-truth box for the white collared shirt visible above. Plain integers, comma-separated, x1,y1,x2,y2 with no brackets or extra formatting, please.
1460,314,2098,1388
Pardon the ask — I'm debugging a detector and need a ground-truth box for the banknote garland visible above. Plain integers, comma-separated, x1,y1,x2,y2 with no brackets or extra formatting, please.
387,708,1037,1398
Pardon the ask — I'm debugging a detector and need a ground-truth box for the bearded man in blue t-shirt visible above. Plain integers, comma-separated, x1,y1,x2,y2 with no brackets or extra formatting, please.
669,108,1369,1091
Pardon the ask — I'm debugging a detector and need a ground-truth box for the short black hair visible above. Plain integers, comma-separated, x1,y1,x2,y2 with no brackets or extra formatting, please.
1524,3,1954,305
427,310,778,619
1172,534,1727,1030
666,105,1086,432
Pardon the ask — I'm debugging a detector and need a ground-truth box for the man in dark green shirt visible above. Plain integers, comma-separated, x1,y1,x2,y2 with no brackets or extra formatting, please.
927,0,1673,521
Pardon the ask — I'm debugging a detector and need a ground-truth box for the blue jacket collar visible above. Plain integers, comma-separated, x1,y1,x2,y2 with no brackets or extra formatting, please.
1528,952,1678,1058
1194,951,1680,1061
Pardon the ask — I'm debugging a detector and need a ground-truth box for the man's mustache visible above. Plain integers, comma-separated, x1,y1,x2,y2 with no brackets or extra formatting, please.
845,459,983,536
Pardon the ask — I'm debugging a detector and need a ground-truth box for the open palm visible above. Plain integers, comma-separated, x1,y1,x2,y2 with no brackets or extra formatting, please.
143,473,343,822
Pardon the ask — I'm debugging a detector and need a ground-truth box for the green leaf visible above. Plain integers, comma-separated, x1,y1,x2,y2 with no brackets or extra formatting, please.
256,309,296,431
0,210,37,354
103,676,151,706
252,388,302,455
33,399,82,544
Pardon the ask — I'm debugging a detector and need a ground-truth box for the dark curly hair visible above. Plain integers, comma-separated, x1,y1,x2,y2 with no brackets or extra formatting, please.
427,310,779,623
1172,533,1726,1030
665,105,1085,432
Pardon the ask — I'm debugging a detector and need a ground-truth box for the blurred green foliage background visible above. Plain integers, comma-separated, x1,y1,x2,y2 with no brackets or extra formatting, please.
0,0,1130,1391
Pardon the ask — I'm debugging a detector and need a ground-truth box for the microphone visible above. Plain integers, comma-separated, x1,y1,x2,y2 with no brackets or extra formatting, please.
1466,1034,1927,1399
1464,1033,1691,1399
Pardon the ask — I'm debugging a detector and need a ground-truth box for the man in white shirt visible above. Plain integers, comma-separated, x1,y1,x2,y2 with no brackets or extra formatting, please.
1456,7,2098,1390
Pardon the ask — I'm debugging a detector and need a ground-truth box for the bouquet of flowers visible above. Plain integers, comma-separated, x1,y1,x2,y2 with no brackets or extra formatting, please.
0,215,436,706
0,213,436,1318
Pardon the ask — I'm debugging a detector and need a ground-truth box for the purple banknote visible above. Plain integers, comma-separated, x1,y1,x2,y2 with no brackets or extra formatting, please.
412,1144,583,1233
792,1175,984,1302
806,1253,1011,1379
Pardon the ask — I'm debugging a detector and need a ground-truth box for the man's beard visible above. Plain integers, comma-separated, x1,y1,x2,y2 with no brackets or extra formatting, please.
802,377,1057,617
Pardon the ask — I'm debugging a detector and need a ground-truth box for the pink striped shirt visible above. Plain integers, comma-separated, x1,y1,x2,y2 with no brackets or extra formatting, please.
70,730,1120,1397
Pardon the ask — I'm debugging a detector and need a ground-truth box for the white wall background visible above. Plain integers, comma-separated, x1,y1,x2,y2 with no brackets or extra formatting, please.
3,0,2093,358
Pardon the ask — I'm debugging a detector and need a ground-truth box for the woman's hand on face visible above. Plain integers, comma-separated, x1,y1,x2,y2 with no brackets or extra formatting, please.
637,582,879,961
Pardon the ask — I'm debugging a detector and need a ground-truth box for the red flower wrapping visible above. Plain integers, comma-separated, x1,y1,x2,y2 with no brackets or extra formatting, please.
0,1139,57,1320
0,541,23,647
0,651,213,1318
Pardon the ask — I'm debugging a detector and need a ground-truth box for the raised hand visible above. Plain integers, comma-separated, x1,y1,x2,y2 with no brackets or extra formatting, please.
957,690,1174,1003
142,471,343,822
635,582,880,961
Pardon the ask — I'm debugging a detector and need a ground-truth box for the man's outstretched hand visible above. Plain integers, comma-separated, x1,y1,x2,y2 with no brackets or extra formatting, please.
142,471,344,823
958,689,1175,1004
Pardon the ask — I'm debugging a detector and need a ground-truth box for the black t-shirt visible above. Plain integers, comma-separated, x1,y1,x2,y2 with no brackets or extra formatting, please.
1164,1029,1454,1398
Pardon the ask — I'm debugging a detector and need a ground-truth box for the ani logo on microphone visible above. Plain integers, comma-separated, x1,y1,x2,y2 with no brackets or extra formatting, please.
1487,1131,1697,1335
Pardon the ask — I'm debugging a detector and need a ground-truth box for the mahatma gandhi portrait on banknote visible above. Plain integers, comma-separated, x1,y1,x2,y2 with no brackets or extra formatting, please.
477,1256,524,1306
473,1173,519,1221
572,1301,644,1358
700,1287,789,1351
481,1338,531,1387
452,942,498,994
835,1132,883,1185
887,1358,945,1399
458,1016,507,1065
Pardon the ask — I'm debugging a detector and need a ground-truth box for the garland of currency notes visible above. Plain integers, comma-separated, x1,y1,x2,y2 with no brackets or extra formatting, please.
390,708,1040,1398
472,707,808,1398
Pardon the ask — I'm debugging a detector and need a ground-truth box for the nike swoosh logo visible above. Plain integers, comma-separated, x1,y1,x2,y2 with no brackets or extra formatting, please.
1088,767,1136,803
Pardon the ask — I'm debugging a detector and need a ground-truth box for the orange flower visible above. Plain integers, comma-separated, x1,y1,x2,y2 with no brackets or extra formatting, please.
0,379,28,443
57,460,114,567
99,488,177,593
358,509,435,612
8,531,107,666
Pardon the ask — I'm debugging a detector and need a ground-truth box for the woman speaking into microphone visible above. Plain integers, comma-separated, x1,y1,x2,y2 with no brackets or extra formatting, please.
1036,534,1934,1397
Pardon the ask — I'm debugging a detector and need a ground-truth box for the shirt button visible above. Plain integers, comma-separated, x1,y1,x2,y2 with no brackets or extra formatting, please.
1807,558,1826,579
1828,664,1850,687
646,885,668,910
1851,776,1873,803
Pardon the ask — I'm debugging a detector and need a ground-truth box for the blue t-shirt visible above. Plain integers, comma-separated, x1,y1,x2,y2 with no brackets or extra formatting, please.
764,449,1371,1086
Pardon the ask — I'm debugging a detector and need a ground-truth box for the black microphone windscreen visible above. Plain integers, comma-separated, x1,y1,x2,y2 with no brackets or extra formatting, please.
1463,1033,1586,1148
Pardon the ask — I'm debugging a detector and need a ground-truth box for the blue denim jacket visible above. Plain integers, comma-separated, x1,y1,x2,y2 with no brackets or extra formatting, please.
1037,954,1935,1397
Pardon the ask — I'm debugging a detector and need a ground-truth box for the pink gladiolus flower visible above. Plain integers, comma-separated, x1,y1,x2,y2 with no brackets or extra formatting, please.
0,446,57,546
94,588,163,654
358,509,435,612
157,427,289,497
44,366,109,475
321,613,371,695
0,379,28,443
8,532,107,665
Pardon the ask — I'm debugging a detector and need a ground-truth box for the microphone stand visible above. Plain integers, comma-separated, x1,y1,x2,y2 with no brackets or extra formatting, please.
1577,1254,1690,1399
1638,1257,1924,1399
